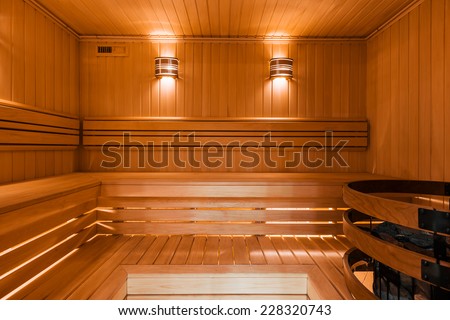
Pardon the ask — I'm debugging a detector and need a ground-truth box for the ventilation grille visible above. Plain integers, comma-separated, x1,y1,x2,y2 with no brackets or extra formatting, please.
96,44,128,57
97,46,112,54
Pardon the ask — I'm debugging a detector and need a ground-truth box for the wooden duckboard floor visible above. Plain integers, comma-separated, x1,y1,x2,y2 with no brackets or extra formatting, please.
10,235,354,300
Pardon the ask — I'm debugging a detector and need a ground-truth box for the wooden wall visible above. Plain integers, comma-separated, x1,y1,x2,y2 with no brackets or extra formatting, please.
367,0,450,181
80,40,367,172
80,41,366,118
0,0,80,184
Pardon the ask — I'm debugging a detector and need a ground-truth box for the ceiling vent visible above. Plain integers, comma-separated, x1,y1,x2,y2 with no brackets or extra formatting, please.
96,44,128,57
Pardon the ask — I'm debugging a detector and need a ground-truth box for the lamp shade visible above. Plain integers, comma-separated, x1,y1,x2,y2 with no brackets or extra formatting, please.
270,57,293,79
155,57,179,78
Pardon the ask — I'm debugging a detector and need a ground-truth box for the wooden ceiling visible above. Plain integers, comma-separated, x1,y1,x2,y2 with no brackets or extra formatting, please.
34,0,418,38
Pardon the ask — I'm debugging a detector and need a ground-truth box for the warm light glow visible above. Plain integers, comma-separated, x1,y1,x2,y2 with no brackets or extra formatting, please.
272,77,289,90
160,76,176,88
148,30,175,38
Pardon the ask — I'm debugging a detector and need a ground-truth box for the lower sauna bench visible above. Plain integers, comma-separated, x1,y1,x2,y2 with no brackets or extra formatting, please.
0,172,385,300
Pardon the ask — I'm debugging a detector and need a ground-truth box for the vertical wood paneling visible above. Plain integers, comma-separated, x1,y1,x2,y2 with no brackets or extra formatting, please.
1,0,13,101
340,44,350,117
12,0,25,103
80,39,367,172
430,0,445,181
366,35,377,174
80,40,366,120
445,0,450,182
398,17,409,178
24,3,36,106
367,0,448,181
390,23,400,178
0,0,80,184
418,0,431,180
408,8,419,179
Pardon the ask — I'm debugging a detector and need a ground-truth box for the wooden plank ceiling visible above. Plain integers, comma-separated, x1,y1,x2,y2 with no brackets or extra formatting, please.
33,0,418,38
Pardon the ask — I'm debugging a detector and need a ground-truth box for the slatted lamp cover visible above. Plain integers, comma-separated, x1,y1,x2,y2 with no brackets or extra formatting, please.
155,57,179,78
270,57,293,79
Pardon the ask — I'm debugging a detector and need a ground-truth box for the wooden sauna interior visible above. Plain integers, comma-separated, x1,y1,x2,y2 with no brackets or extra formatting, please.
0,0,449,300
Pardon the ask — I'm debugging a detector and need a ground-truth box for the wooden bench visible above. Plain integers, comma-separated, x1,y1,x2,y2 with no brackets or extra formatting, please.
94,172,380,236
0,172,384,299
0,174,100,299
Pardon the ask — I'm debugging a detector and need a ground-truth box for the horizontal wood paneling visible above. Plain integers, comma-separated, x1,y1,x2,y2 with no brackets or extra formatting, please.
97,209,344,223
0,100,80,149
367,0,450,181
97,222,342,236
0,0,80,184
93,172,388,236
81,118,367,172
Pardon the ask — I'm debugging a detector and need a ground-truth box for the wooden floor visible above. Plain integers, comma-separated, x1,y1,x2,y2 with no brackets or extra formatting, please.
10,234,354,300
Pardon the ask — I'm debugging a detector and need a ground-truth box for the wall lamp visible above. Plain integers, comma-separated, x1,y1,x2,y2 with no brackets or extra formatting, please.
270,57,293,79
155,57,179,78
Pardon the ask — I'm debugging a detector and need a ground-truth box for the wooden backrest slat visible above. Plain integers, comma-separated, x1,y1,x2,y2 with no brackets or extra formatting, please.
82,118,368,150
0,102,79,129
83,136,367,148
0,121,79,135
83,119,367,132
0,101,80,150
83,131,368,138
0,129,80,146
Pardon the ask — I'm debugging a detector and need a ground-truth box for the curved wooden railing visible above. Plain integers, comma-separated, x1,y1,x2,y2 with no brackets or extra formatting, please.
342,180,450,299
343,248,377,300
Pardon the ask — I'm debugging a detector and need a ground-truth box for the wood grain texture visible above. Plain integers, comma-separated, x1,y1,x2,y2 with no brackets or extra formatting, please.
2,233,351,299
342,248,377,300
0,0,80,184
342,212,449,286
367,0,449,182
97,222,342,236
79,40,367,173
0,173,99,214
80,41,366,119
0,226,96,299
0,212,96,277
34,0,417,38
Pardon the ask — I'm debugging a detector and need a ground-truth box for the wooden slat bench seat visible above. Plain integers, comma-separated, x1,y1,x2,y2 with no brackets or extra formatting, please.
9,235,352,300
93,172,382,236
0,172,386,299
0,174,101,299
